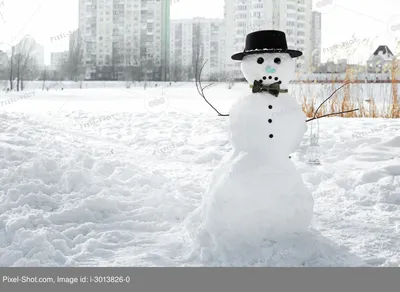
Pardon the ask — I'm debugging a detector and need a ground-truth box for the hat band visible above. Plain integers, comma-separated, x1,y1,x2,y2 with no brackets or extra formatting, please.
244,48,285,53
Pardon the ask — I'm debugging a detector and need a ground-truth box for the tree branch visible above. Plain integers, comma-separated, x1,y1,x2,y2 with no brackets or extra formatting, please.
306,109,360,122
195,59,229,117
307,81,359,122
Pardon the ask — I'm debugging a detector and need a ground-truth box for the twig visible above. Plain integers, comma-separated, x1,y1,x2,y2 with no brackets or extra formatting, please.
202,83,214,90
307,81,359,122
306,109,360,122
313,81,350,117
195,60,229,117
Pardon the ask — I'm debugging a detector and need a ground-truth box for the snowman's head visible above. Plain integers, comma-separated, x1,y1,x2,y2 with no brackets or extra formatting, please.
241,52,295,89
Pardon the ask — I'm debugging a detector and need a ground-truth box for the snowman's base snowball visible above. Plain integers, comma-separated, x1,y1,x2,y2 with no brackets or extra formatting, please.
183,225,366,266
184,151,314,253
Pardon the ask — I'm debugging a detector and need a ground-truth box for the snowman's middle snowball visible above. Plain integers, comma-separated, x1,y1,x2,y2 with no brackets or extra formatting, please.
229,92,307,158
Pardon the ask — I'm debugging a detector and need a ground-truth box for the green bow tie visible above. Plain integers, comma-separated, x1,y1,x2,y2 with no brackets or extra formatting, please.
250,80,288,97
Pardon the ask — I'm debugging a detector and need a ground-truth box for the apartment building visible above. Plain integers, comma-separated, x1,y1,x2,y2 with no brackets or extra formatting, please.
14,36,45,70
170,18,225,80
224,0,313,77
78,0,170,80
311,11,322,72
51,51,69,71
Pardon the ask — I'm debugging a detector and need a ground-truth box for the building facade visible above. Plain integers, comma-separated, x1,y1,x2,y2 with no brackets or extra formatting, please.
169,18,225,81
14,36,45,70
78,0,170,81
51,51,69,71
367,46,395,73
311,11,322,72
224,0,313,78
316,59,348,73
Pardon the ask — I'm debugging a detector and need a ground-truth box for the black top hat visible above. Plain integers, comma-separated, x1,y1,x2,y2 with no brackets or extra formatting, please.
231,30,302,60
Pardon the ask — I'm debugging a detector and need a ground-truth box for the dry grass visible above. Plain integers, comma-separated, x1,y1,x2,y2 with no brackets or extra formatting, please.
298,64,400,119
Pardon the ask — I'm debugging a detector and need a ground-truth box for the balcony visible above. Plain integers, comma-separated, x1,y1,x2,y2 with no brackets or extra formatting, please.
287,6,297,13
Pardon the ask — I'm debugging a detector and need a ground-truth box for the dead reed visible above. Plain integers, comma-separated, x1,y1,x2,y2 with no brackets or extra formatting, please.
297,64,400,119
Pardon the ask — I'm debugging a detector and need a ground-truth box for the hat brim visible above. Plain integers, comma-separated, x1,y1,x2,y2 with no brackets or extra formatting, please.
231,49,303,60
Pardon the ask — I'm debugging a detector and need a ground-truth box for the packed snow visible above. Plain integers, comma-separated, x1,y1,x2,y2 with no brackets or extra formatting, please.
0,83,399,266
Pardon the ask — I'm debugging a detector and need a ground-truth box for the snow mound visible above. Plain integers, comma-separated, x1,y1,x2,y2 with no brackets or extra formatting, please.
381,136,400,147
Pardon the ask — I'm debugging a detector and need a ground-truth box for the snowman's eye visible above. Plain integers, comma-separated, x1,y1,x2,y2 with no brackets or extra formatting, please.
274,58,281,64
257,57,264,64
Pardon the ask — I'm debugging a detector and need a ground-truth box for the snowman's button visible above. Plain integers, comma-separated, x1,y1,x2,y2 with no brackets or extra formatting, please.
268,105,273,109
268,119,272,123
269,134,274,138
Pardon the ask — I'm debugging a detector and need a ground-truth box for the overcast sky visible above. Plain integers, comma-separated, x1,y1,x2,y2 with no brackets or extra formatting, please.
0,0,399,64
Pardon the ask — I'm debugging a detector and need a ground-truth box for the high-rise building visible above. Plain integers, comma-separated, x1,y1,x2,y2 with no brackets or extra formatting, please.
311,11,322,72
51,51,69,71
170,18,225,81
78,0,170,81
224,0,313,77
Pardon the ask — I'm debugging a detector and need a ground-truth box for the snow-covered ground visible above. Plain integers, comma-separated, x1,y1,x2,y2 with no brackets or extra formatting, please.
0,83,399,266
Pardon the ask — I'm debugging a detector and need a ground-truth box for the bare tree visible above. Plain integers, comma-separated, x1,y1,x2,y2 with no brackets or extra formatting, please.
7,46,15,91
111,41,121,80
66,29,84,83
170,64,183,82
124,54,141,82
195,59,229,116
192,21,204,81
41,65,48,90
13,37,35,91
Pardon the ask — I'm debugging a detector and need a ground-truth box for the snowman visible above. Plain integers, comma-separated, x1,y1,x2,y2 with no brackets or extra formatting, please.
185,30,314,254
